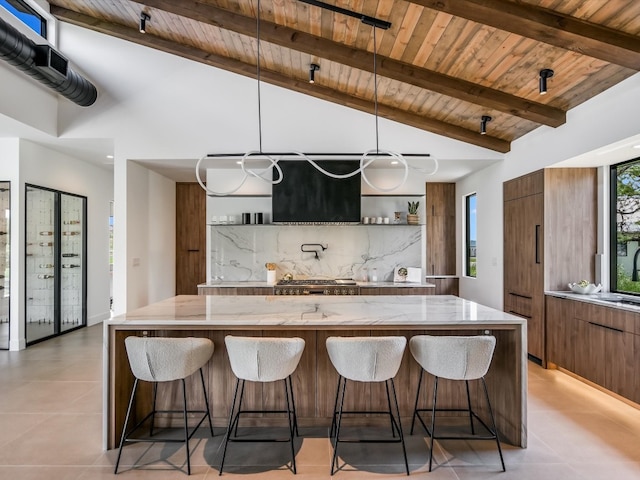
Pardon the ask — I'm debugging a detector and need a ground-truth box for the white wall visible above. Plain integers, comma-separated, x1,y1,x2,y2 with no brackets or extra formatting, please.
120,161,175,313
457,73,640,309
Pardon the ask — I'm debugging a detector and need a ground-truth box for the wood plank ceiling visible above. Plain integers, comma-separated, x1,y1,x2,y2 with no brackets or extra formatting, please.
49,0,640,153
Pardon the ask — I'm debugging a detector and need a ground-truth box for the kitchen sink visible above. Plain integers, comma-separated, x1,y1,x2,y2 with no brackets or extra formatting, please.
595,294,640,307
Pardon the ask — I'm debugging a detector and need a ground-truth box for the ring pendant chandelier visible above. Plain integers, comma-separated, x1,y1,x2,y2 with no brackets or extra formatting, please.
196,0,439,196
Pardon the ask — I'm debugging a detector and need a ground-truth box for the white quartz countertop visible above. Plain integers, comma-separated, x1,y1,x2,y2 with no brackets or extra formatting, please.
108,294,524,328
198,281,436,288
546,290,640,313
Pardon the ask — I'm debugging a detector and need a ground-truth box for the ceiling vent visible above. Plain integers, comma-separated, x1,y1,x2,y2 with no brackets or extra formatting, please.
34,45,68,80
0,16,97,106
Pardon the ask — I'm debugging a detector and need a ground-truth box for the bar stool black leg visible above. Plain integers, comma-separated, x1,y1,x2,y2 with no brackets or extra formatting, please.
181,378,191,475
200,368,214,436
329,375,342,440
149,382,158,437
481,377,505,472
233,380,246,437
428,376,439,472
410,369,424,435
385,380,397,438
115,378,139,474
390,379,409,476
219,378,241,476
287,376,299,436
465,380,476,435
330,377,347,475
284,378,297,474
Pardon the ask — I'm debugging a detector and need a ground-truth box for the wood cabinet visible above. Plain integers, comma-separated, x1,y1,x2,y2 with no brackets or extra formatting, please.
504,169,597,364
176,183,207,295
426,183,455,276
545,296,576,371
427,277,459,296
546,295,639,404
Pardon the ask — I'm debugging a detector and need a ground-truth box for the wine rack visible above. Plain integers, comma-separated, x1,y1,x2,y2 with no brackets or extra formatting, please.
25,185,86,344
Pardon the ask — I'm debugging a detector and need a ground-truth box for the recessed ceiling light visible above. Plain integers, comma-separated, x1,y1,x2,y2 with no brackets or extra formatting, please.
106,154,114,159
391,160,399,165
633,144,640,149
236,160,242,165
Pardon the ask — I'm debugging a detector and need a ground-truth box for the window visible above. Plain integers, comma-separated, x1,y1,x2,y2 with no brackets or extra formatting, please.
465,193,477,278
0,0,47,37
611,157,640,295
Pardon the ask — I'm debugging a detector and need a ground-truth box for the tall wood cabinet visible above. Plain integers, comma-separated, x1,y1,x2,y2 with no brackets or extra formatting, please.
176,183,206,295
425,183,456,276
503,169,597,364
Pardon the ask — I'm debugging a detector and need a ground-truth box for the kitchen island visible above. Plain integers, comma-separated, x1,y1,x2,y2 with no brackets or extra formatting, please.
104,295,527,449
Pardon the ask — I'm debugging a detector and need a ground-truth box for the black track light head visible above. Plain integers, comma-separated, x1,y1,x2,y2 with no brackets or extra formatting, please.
539,68,554,95
480,115,492,135
139,12,150,34
309,63,320,84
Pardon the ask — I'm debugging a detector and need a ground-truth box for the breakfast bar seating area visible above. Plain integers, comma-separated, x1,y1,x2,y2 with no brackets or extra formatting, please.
105,294,527,475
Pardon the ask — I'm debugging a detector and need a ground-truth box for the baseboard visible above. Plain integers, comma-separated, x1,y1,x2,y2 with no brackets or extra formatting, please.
88,311,110,326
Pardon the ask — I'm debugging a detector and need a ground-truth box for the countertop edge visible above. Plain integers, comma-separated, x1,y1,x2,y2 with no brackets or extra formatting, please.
198,281,436,288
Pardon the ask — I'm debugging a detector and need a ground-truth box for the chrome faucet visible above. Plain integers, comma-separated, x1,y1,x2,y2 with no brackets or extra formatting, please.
301,243,327,260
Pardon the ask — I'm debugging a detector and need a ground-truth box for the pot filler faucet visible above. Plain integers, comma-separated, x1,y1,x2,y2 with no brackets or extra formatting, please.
301,243,328,260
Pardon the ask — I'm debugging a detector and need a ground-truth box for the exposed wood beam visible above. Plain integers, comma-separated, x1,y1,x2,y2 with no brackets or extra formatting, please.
128,0,564,127
409,0,640,70
51,6,510,153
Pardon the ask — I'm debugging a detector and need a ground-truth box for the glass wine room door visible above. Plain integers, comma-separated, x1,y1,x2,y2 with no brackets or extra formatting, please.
60,193,86,332
25,185,86,345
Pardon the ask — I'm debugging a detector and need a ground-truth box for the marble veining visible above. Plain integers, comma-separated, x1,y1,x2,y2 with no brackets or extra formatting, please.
210,225,423,282
108,294,525,327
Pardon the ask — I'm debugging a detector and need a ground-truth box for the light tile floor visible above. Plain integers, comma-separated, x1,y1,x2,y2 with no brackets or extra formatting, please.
1,324,639,479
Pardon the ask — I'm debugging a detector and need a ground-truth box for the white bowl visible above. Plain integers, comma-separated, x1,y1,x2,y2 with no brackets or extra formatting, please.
568,282,602,294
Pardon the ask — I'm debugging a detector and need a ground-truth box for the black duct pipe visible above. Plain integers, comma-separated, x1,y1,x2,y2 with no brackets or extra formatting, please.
0,16,97,106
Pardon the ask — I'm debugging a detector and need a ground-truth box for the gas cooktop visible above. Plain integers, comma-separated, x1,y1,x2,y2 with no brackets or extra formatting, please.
276,279,357,286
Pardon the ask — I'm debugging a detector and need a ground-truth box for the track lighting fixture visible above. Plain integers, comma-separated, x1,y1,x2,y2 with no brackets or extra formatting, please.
539,68,554,95
480,115,492,135
139,12,150,34
309,63,320,83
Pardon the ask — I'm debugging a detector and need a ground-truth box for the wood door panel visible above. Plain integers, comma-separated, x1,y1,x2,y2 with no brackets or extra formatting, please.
504,191,543,361
426,183,455,217
545,296,575,370
426,183,456,276
543,169,597,291
503,170,544,202
573,319,606,386
605,329,636,399
504,194,543,297
176,183,206,295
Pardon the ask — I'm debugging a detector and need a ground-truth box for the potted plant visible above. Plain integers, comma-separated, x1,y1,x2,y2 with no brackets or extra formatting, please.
407,201,419,225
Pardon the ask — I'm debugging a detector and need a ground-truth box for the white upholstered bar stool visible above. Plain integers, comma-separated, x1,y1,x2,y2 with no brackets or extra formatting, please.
219,335,305,475
326,336,409,476
409,335,505,472
115,336,215,475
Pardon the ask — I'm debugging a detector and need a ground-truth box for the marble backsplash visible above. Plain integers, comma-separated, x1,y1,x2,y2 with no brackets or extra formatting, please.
209,225,424,282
